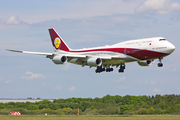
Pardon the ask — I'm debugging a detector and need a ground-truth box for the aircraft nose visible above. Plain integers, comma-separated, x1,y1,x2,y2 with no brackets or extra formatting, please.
168,43,175,54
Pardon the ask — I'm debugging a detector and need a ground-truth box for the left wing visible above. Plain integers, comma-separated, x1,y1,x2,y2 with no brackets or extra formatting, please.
6,49,53,59
7,49,128,67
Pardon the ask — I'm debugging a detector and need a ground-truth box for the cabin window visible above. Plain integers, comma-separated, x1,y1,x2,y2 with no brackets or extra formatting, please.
159,39,166,41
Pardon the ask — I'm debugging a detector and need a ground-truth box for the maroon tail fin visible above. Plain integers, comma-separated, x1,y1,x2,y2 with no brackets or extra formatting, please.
48,28,70,52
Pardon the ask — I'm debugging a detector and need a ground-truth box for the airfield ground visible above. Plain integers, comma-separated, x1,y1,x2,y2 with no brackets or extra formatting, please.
0,115,180,120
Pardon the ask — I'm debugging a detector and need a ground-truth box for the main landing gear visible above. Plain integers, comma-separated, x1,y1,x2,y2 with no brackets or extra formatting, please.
106,68,113,72
118,64,125,73
95,66,105,73
95,64,126,73
157,57,163,67
95,66,113,73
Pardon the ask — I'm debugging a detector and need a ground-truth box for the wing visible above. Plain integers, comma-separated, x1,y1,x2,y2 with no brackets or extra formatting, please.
66,53,129,67
7,49,133,67
6,49,53,59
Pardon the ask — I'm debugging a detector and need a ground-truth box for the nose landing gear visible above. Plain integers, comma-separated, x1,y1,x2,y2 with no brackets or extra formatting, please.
158,63,163,67
158,57,163,67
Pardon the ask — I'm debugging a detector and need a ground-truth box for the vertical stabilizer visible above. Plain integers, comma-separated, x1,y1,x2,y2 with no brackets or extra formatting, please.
49,28,70,52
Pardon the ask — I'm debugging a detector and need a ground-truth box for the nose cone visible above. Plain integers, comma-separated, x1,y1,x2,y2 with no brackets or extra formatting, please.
168,43,175,54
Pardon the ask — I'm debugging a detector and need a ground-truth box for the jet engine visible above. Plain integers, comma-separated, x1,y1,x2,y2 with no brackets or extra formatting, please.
52,55,67,64
137,60,155,66
87,57,102,66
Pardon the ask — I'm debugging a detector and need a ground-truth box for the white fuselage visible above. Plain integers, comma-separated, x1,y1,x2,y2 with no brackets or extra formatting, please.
54,37,175,66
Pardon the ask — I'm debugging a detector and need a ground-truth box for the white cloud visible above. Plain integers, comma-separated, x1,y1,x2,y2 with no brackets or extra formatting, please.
21,71,45,80
69,86,76,92
144,81,148,84
10,0,143,24
5,80,12,84
3,15,27,25
136,0,180,14
115,76,126,83
150,81,156,85
172,68,177,72
4,15,20,25
139,81,156,85
153,88,162,93
53,85,62,91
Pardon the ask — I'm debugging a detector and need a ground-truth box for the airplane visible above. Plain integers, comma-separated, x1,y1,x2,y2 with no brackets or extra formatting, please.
7,28,175,73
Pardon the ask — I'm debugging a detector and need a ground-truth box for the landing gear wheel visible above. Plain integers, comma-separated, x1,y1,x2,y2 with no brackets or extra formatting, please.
118,64,125,73
95,66,106,73
106,68,113,72
158,63,163,67
118,69,124,73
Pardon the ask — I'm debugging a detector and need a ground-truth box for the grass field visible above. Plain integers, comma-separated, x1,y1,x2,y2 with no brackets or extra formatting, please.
0,115,180,120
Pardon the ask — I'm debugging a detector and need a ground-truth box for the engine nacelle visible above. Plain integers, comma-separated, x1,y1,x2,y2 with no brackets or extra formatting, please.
52,55,67,64
137,60,155,66
87,57,102,66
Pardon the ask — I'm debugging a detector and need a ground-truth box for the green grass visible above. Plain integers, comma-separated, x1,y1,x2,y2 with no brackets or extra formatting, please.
0,115,180,120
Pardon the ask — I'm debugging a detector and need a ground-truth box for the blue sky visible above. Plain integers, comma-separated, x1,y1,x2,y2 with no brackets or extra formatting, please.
0,0,180,99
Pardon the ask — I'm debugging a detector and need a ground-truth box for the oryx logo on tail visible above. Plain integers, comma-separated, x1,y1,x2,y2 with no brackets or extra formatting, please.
49,28,71,51
54,38,61,49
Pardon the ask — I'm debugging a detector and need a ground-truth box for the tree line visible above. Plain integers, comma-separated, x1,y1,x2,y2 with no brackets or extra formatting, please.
0,94,180,115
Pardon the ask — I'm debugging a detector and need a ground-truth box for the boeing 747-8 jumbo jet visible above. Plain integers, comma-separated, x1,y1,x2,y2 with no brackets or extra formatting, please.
7,28,175,73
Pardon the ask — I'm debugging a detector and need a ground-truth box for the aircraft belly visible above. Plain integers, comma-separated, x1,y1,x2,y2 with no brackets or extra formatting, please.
102,58,135,65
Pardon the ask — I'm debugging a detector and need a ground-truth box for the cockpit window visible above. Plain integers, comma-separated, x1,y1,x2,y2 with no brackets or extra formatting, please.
159,39,166,41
